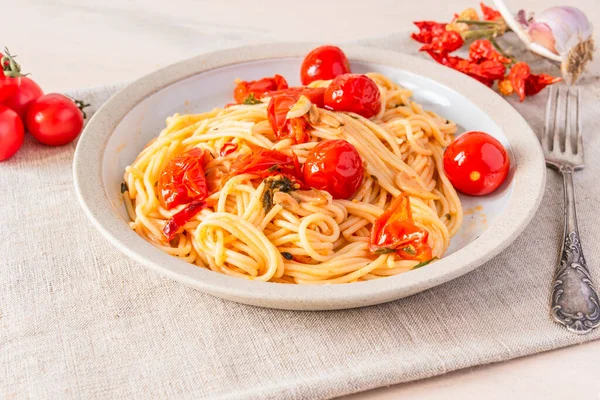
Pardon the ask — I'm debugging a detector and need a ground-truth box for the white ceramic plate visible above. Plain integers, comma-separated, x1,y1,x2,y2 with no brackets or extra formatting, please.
73,43,545,310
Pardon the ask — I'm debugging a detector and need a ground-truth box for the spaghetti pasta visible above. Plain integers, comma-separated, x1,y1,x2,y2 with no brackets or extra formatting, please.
123,71,463,284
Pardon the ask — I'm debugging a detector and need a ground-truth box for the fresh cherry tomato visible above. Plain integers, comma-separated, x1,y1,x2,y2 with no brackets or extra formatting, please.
324,74,381,118
0,76,19,103
233,74,288,104
25,94,84,146
303,139,364,199
228,147,303,182
158,148,209,209
0,50,25,102
0,105,24,161
443,131,510,196
266,87,325,144
369,193,433,261
1,76,43,119
300,45,351,85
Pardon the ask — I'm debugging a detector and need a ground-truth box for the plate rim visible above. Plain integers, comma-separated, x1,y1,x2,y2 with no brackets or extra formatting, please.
73,42,546,310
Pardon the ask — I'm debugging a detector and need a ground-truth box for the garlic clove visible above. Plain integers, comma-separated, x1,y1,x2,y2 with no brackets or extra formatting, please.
286,95,312,119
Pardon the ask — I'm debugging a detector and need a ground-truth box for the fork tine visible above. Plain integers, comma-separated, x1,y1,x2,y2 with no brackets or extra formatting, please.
552,87,563,153
565,89,573,154
576,88,583,157
543,86,555,152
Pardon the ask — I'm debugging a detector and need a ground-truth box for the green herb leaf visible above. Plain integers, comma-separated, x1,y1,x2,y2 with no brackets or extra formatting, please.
242,93,261,105
281,252,293,260
261,176,297,213
401,245,416,255
412,258,437,270
373,247,397,255
121,182,128,193
261,186,273,213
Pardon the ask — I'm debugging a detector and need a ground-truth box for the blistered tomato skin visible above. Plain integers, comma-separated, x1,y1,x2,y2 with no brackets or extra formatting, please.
300,45,351,85
303,139,364,199
443,131,510,196
323,74,381,119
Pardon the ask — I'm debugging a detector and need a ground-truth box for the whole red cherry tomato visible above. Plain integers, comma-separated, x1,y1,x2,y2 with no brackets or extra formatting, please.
1,76,43,119
25,94,85,146
324,74,381,119
233,74,288,104
0,76,19,103
443,131,510,196
158,148,209,209
0,105,25,161
0,50,25,102
303,139,364,199
300,45,351,85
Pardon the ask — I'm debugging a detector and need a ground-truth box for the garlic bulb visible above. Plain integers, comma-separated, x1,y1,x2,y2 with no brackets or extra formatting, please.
493,0,594,84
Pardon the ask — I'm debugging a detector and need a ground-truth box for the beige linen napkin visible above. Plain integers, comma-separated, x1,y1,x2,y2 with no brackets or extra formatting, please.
1,35,600,399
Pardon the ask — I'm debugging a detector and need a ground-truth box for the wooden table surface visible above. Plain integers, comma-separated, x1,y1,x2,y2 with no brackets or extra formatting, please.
5,0,600,398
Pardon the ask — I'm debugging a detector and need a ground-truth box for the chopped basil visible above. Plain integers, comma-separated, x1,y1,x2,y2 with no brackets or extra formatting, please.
281,252,293,260
412,258,437,270
243,93,261,105
401,245,416,255
373,247,397,255
120,182,128,193
267,164,280,173
261,176,297,213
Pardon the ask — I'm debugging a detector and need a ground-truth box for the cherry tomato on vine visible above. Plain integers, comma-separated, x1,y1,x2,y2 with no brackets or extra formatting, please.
443,131,510,196
0,105,25,161
303,139,364,199
26,94,86,146
300,45,351,85
324,74,381,118
1,77,43,119
0,50,26,103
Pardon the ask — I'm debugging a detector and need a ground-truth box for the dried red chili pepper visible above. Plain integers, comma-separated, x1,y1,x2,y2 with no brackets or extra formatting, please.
219,141,238,157
420,31,464,53
480,2,502,21
525,74,562,97
469,39,511,64
425,50,505,87
411,21,447,44
509,62,531,102
163,200,206,241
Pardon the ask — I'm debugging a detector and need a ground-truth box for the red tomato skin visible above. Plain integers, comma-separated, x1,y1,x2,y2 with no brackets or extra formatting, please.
233,74,288,104
0,76,19,103
443,131,510,196
303,139,364,199
25,94,84,146
1,77,43,119
0,105,24,161
301,46,351,85
324,74,381,119
158,148,209,209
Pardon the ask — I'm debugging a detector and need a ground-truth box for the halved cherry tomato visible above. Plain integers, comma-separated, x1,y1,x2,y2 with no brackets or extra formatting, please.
443,131,510,196
266,87,325,144
158,148,209,209
1,76,43,119
228,147,303,182
369,193,433,261
303,139,363,199
300,45,351,85
163,199,206,241
0,105,24,161
233,74,288,104
324,74,381,119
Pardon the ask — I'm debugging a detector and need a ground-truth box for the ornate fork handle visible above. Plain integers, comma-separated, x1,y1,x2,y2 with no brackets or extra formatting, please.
551,167,600,334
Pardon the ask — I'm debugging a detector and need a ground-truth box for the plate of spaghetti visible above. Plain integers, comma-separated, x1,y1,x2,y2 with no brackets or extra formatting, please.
74,43,545,310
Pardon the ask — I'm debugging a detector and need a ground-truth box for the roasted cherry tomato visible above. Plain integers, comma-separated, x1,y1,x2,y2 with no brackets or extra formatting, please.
158,148,209,209
369,193,433,261
266,87,325,144
300,45,351,85
25,94,84,146
324,74,381,119
443,131,510,196
233,74,288,104
229,147,302,182
303,139,363,199
0,105,25,161
1,76,43,119
219,141,238,157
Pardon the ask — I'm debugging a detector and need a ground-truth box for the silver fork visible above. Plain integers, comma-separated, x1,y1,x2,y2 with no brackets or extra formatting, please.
544,86,600,334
